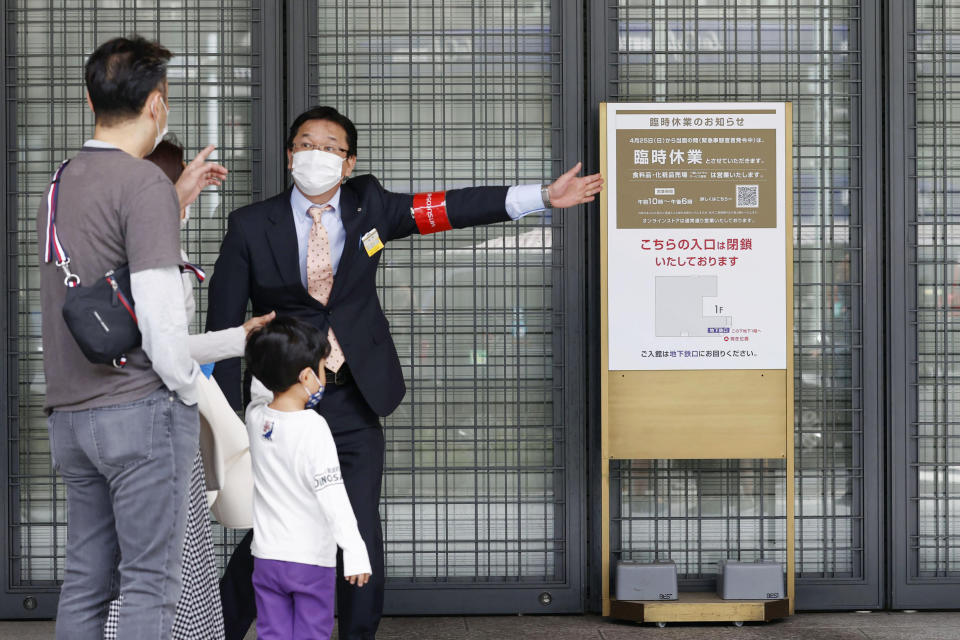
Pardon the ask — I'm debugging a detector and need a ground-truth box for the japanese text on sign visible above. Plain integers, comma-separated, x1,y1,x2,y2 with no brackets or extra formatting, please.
616,129,776,229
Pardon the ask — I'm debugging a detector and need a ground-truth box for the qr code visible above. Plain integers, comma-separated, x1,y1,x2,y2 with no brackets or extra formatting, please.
736,184,759,208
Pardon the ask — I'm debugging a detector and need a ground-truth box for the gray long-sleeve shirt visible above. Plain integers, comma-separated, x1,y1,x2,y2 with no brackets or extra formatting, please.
130,266,200,405
130,243,247,406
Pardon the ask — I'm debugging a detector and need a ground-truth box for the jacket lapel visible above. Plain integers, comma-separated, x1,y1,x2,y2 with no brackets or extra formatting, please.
330,184,364,303
265,189,303,287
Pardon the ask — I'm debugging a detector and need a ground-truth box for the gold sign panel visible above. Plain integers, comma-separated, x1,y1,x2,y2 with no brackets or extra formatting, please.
607,370,787,460
615,129,777,229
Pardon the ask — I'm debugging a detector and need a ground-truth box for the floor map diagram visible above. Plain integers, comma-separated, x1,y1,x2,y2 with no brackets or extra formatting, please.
655,276,732,337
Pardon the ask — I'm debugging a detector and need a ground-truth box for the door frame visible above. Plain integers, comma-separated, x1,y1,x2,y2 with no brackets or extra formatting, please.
289,0,589,614
885,0,960,610
0,1,284,618
582,0,886,611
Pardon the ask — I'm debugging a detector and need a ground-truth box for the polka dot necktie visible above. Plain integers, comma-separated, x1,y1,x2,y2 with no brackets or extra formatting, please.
306,205,345,372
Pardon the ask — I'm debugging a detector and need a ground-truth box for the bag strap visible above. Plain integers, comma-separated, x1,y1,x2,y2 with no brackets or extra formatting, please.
44,159,80,287
181,261,206,282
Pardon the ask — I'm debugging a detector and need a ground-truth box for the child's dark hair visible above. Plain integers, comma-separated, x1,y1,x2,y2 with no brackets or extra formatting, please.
245,316,331,394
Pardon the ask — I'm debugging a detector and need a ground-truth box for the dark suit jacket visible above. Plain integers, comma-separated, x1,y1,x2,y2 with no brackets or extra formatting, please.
206,174,511,415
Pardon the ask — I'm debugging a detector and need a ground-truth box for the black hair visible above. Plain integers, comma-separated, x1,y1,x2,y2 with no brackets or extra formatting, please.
286,106,358,157
85,36,173,126
245,316,331,394
144,136,185,184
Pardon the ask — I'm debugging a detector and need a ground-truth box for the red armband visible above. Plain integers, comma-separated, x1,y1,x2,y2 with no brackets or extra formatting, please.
411,191,452,235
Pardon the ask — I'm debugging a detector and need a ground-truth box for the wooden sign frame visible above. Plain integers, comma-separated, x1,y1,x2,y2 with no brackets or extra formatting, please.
599,102,795,620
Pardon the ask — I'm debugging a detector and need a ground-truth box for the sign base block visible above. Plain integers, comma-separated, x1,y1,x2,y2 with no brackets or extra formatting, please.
610,592,789,625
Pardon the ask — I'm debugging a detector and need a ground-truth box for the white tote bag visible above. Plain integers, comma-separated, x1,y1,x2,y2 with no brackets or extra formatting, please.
195,372,254,529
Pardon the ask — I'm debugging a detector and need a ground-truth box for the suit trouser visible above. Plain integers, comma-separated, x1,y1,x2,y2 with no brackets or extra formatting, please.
48,388,198,640
221,376,385,640
330,426,386,638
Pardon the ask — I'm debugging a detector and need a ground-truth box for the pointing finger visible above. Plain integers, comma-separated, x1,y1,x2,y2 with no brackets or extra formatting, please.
189,144,217,166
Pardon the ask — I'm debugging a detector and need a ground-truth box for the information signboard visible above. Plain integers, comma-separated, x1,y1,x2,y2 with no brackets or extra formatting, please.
605,104,789,371
598,102,796,619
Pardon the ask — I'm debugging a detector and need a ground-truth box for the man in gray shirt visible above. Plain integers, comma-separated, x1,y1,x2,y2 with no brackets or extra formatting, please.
37,36,226,640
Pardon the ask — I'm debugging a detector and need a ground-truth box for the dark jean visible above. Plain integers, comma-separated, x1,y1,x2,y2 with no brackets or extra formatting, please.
48,388,199,640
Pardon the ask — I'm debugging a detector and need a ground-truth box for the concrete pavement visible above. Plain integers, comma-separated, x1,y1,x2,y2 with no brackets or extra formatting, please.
0,611,958,639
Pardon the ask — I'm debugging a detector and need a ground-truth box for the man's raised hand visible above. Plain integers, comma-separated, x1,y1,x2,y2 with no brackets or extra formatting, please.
546,162,604,209
175,144,229,210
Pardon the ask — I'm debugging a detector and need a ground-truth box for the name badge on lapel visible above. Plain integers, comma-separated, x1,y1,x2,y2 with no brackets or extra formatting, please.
361,228,384,257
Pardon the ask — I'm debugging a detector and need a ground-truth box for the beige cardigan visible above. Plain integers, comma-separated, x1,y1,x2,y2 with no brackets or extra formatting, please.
183,250,254,529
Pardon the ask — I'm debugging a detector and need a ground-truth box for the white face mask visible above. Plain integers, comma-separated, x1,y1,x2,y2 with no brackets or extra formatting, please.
290,149,344,196
152,96,169,153
180,205,191,229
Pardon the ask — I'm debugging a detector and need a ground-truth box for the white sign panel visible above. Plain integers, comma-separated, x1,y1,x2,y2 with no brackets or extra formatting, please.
606,102,789,371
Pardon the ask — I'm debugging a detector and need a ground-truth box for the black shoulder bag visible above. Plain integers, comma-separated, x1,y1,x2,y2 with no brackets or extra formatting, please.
44,159,141,368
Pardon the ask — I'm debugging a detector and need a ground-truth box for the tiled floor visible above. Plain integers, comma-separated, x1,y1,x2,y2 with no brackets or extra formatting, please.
2,612,959,639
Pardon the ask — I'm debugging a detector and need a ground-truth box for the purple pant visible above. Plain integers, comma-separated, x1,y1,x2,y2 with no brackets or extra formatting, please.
253,558,335,640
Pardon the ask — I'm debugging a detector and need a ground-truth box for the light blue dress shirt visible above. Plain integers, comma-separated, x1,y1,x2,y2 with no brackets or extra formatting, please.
290,183,546,287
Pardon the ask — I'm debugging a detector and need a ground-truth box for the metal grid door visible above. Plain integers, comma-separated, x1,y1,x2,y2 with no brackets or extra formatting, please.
889,0,960,608
589,0,884,609
0,1,279,617
302,0,586,614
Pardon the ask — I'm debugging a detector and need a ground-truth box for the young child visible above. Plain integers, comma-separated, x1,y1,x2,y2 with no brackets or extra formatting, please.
244,316,371,639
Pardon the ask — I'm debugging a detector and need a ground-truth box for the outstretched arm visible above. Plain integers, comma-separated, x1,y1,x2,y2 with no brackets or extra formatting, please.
375,163,604,241
542,162,604,208
186,311,274,365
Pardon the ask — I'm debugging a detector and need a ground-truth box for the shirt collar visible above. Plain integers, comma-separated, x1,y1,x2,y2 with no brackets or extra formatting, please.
291,184,341,220
83,139,121,149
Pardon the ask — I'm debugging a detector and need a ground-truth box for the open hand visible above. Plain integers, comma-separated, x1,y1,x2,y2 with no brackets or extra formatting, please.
546,162,604,208
175,144,229,209
347,572,370,587
243,311,276,337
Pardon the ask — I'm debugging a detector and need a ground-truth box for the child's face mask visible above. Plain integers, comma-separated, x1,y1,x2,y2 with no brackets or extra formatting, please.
303,369,325,409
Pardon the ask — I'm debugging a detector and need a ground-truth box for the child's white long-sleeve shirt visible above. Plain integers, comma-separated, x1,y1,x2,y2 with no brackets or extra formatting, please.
245,377,371,577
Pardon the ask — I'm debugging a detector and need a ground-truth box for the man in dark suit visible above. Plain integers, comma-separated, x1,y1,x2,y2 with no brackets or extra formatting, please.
207,106,602,640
